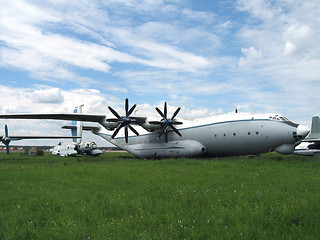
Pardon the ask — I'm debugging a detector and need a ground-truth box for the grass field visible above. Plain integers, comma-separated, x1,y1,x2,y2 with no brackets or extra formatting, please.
0,152,320,239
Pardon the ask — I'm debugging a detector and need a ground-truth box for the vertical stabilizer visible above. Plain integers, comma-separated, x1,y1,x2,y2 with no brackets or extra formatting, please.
71,108,77,142
76,105,83,144
309,116,320,139
71,105,84,143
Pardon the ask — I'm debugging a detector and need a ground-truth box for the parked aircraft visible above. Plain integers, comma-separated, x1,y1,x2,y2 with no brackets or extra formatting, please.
0,124,78,154
50,105,102,157
0,99,310,158
294,116,320,157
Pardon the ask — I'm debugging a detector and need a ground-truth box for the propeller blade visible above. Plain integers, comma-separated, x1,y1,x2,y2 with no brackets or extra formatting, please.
111,123,123,139
125,98,129,117
127,104,136,117
171,125,182,137
155,107,165,119
106,118,121,122
128,125,139,136
164,102,167,119
125,125,128,143
6,144,9,155
158,126,168,139
172,107,181,119
108,106,121,119
173,121,183,125
5,124,8,137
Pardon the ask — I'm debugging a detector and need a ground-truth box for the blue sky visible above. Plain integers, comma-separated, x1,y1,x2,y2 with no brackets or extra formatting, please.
1,0,320,146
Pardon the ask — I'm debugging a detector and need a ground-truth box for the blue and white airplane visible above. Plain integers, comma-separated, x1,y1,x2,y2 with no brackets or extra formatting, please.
0,99,310,158
50,105,102,157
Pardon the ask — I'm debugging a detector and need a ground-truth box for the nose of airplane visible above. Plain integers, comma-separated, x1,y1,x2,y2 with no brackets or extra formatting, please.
297,124,310,138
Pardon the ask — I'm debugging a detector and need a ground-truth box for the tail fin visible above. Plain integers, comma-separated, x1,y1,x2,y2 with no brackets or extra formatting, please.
309,116,320,139
72,105,84,143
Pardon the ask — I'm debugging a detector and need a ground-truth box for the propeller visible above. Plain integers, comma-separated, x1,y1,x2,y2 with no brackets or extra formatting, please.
107,98,139,143
1,125,11,154
149,102,183,143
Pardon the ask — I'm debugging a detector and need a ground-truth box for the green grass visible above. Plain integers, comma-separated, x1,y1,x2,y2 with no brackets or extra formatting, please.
0,152,320,239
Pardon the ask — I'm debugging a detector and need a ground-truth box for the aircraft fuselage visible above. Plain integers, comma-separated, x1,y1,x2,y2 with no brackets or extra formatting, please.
96,112,309,158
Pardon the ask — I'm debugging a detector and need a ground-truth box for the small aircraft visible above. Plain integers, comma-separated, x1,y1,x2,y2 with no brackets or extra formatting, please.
49,105,102,157
0,124,78,154
0,98,310,158
294,116,320,157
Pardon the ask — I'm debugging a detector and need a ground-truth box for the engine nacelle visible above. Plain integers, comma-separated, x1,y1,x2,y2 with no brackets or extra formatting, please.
125,140,206,158
101,121,120,130
141,122,163,132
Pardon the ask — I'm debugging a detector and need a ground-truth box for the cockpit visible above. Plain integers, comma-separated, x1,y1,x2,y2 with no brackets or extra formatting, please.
269,114,298,127
85,141,98,149
269,115,289,122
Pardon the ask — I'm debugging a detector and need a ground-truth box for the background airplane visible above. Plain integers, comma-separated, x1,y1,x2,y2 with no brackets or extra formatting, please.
294,116,320,157
0,98,310,158
0,124,78,154
49,105,102,157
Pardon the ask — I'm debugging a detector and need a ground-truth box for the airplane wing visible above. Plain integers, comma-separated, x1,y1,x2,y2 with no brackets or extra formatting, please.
0,113,147,123
0,113,106,122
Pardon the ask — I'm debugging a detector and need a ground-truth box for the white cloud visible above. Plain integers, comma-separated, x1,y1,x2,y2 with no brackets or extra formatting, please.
181,8,215,24
239,46,262,66
0,0,216,87
236,0,281,21
33,88,64,103
283,24,314,57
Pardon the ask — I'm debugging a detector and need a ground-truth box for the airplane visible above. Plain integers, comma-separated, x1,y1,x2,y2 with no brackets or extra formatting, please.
294,116,320,157
0,98,310,158
49,105,102,157
0,124,78,154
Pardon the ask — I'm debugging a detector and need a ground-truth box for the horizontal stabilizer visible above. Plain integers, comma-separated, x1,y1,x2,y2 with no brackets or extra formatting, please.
1,135,80,139
62,125,100,131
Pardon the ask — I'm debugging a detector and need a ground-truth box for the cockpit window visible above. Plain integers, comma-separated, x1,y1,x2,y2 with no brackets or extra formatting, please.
269,115,298,127
269,115,289,122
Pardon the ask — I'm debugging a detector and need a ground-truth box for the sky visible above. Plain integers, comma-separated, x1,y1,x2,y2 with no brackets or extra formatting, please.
0,0,320,147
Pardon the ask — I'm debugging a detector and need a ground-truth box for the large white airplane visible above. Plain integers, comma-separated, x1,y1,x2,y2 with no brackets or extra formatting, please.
50,105,102,157
294,116,320,157
0,99,310,158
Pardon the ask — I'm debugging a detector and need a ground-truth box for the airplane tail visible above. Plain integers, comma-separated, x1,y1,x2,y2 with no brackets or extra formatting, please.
71,105,83,143
308,116,320,139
